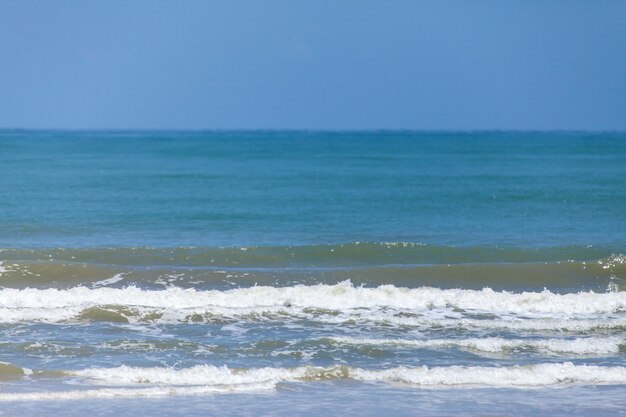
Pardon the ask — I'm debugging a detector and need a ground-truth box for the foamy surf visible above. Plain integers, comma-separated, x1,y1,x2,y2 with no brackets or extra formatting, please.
0,384,276,402
364,315,626,332
74,362,626,387
0,282,624,323
327,336,626,355
1,362,626,401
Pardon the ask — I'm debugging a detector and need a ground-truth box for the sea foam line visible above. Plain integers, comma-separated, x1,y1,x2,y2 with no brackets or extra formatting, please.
327,336,626,355
0,384,275,402
347,314,626,332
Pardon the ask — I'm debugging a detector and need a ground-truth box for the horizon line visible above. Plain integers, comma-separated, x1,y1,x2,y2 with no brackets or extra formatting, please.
1,128,626,134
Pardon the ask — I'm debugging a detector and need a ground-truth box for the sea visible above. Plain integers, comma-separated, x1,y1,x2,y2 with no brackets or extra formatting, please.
0,130,624,416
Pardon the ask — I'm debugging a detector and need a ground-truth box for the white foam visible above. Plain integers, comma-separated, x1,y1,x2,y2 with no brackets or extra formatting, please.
329,336,625,355
598,253,626,269
59,362,626,387
92,273,126,288
0,282,624,323
71,364,302,386
0,384,274,402
0,307,78,323
367,315,626,332
353,362,626,387
0,261,12,277
1,362,626,401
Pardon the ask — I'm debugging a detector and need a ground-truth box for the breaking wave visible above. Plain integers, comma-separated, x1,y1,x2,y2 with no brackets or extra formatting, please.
326,336,625,355
0,281,624,324
2,362,626,401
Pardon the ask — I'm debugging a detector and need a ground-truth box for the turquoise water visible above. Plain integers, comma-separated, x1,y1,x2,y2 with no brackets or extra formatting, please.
2,131,625,248
0,131,625,416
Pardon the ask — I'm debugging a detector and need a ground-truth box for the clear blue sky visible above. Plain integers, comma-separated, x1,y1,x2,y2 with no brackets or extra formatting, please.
1,1,625,130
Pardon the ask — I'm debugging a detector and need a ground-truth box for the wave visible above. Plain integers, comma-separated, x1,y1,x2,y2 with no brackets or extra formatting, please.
371,316,626,332
0,336,619,362
0,282,624,324
0,362,31,380
0,385,274,402
1,249,624,292
68,363,626,387
1,244,622,268
0,261,624,292
326,336,626,355
1,362,626,401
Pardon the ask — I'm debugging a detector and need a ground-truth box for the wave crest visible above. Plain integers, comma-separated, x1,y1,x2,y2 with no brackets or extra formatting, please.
0,282,624,324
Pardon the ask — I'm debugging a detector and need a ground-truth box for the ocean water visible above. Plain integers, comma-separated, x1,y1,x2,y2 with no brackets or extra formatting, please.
0,130,625,416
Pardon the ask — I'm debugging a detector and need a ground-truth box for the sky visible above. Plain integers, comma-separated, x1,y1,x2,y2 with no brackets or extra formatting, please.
0,1,625,131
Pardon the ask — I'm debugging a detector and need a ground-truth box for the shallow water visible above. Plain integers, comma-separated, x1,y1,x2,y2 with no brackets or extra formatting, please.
0,131,624,416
